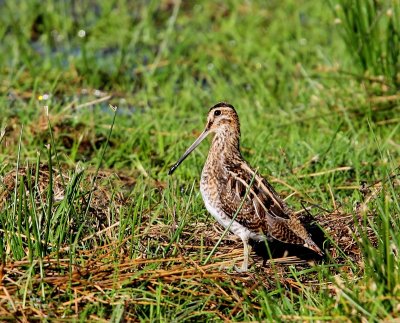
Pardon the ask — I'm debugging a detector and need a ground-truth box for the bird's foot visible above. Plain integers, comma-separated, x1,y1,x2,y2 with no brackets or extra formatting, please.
234,263,249,273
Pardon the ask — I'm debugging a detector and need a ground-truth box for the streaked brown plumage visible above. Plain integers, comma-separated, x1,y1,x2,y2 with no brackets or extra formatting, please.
169,102,322,271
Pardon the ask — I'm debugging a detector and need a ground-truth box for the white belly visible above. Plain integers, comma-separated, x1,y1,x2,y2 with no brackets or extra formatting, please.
200,184,265,242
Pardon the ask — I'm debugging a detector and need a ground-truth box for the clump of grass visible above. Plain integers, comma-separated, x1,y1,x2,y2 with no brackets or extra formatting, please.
1,168,398,320
328,177,400,320
330,0,400,94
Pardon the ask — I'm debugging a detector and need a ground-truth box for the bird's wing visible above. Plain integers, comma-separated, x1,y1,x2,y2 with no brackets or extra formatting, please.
220,162,308,245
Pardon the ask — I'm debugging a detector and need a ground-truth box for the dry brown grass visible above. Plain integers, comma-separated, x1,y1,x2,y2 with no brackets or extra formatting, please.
0,163,396,320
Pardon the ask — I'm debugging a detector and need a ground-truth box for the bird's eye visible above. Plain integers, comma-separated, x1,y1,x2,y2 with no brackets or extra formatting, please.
214,110,221,116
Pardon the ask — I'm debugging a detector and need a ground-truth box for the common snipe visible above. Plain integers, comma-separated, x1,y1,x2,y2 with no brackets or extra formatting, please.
169,102,322,272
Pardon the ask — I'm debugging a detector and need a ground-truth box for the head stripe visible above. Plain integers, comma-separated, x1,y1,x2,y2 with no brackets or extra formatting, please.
209,102,235,111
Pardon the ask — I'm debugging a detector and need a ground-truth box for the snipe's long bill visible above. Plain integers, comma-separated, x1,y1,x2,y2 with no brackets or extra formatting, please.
168,102,323,272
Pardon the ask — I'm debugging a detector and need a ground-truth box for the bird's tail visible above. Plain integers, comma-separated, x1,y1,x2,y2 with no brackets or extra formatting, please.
304,238,324,256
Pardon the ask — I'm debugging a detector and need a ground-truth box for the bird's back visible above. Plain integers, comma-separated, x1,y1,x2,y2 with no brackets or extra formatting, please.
211,159,314,247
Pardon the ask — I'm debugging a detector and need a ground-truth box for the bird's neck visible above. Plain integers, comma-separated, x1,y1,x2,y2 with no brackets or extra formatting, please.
208,129,241,163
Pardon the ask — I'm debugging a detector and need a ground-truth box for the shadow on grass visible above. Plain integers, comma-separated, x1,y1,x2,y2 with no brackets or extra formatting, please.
251,222,326,263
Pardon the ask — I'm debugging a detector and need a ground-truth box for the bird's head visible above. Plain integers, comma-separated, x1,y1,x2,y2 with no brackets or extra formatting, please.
168,102,240,175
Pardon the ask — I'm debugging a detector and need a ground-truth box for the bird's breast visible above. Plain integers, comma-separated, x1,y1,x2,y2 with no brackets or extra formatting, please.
200,162,229,200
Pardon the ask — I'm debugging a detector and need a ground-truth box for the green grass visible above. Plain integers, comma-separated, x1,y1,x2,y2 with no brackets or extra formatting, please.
329,0,400,93
1,0,399,321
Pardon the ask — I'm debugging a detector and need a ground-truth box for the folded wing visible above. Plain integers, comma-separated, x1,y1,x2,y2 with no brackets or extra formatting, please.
220,162,319,251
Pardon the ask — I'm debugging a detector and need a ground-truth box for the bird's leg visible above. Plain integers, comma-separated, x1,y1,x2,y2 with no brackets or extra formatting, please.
235,236,250,273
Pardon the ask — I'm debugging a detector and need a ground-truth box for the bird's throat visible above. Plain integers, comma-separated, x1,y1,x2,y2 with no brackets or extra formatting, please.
209,131,241,164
